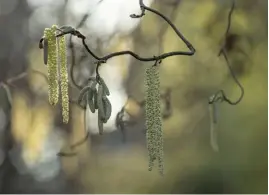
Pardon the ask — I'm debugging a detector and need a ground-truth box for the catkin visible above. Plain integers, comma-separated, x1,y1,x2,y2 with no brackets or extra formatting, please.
43,38,48,65
97,84,105,120
58,35,69,124
145,65,164,175
209,103,219,152
44,25,59,106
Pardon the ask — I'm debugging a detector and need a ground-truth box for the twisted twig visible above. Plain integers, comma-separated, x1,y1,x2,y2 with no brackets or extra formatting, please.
208,0,245,153
209,0,244,105
42,0,195,77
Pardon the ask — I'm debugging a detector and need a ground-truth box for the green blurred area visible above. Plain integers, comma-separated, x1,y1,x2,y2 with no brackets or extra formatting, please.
0,0,267,193
109,0,268,193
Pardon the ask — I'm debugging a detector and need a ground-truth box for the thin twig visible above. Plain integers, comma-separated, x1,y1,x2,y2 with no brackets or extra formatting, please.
51,0,195,80
209,0,244,105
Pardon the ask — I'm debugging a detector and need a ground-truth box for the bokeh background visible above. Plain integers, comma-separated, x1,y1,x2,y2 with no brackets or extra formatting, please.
0,0,267,193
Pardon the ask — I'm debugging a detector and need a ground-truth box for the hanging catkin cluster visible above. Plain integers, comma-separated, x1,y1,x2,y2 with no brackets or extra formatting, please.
43,25,69,124
145,65,164,175
78,76,112,135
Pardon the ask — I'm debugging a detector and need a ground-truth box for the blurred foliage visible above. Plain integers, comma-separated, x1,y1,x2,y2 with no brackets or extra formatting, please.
0,0,267,193
79,0,267,193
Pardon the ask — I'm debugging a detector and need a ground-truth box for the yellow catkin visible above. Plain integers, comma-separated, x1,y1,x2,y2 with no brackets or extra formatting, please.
44,25,59,106
145,65,164,175
145,66,156,170
58,35,69,123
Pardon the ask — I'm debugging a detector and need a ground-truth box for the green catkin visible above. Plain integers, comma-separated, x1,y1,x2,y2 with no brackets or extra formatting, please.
209,103,219,152
93,89,98,109
43,38,48,65
99,77,110,96
90,79,98,91
98,109,104,135
88,80,98,113
145,66,156,170
58,35,69,124
145,65,164,175
78,86,92,104
153,66,164,176
44,25,59,106
88,89,96,113
102,96,112,123
97,84,106,120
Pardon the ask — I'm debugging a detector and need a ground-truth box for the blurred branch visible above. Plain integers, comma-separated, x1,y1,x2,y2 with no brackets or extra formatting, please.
0,69,81,108
6,70,48,85
208,0,245,153
218,0,235,56
0,69,49,106
209,0,244,105
158,0,181,54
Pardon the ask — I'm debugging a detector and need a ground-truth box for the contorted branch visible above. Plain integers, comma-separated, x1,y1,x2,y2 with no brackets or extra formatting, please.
42,0,195,70
209,0,244,105
208,0,245,153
